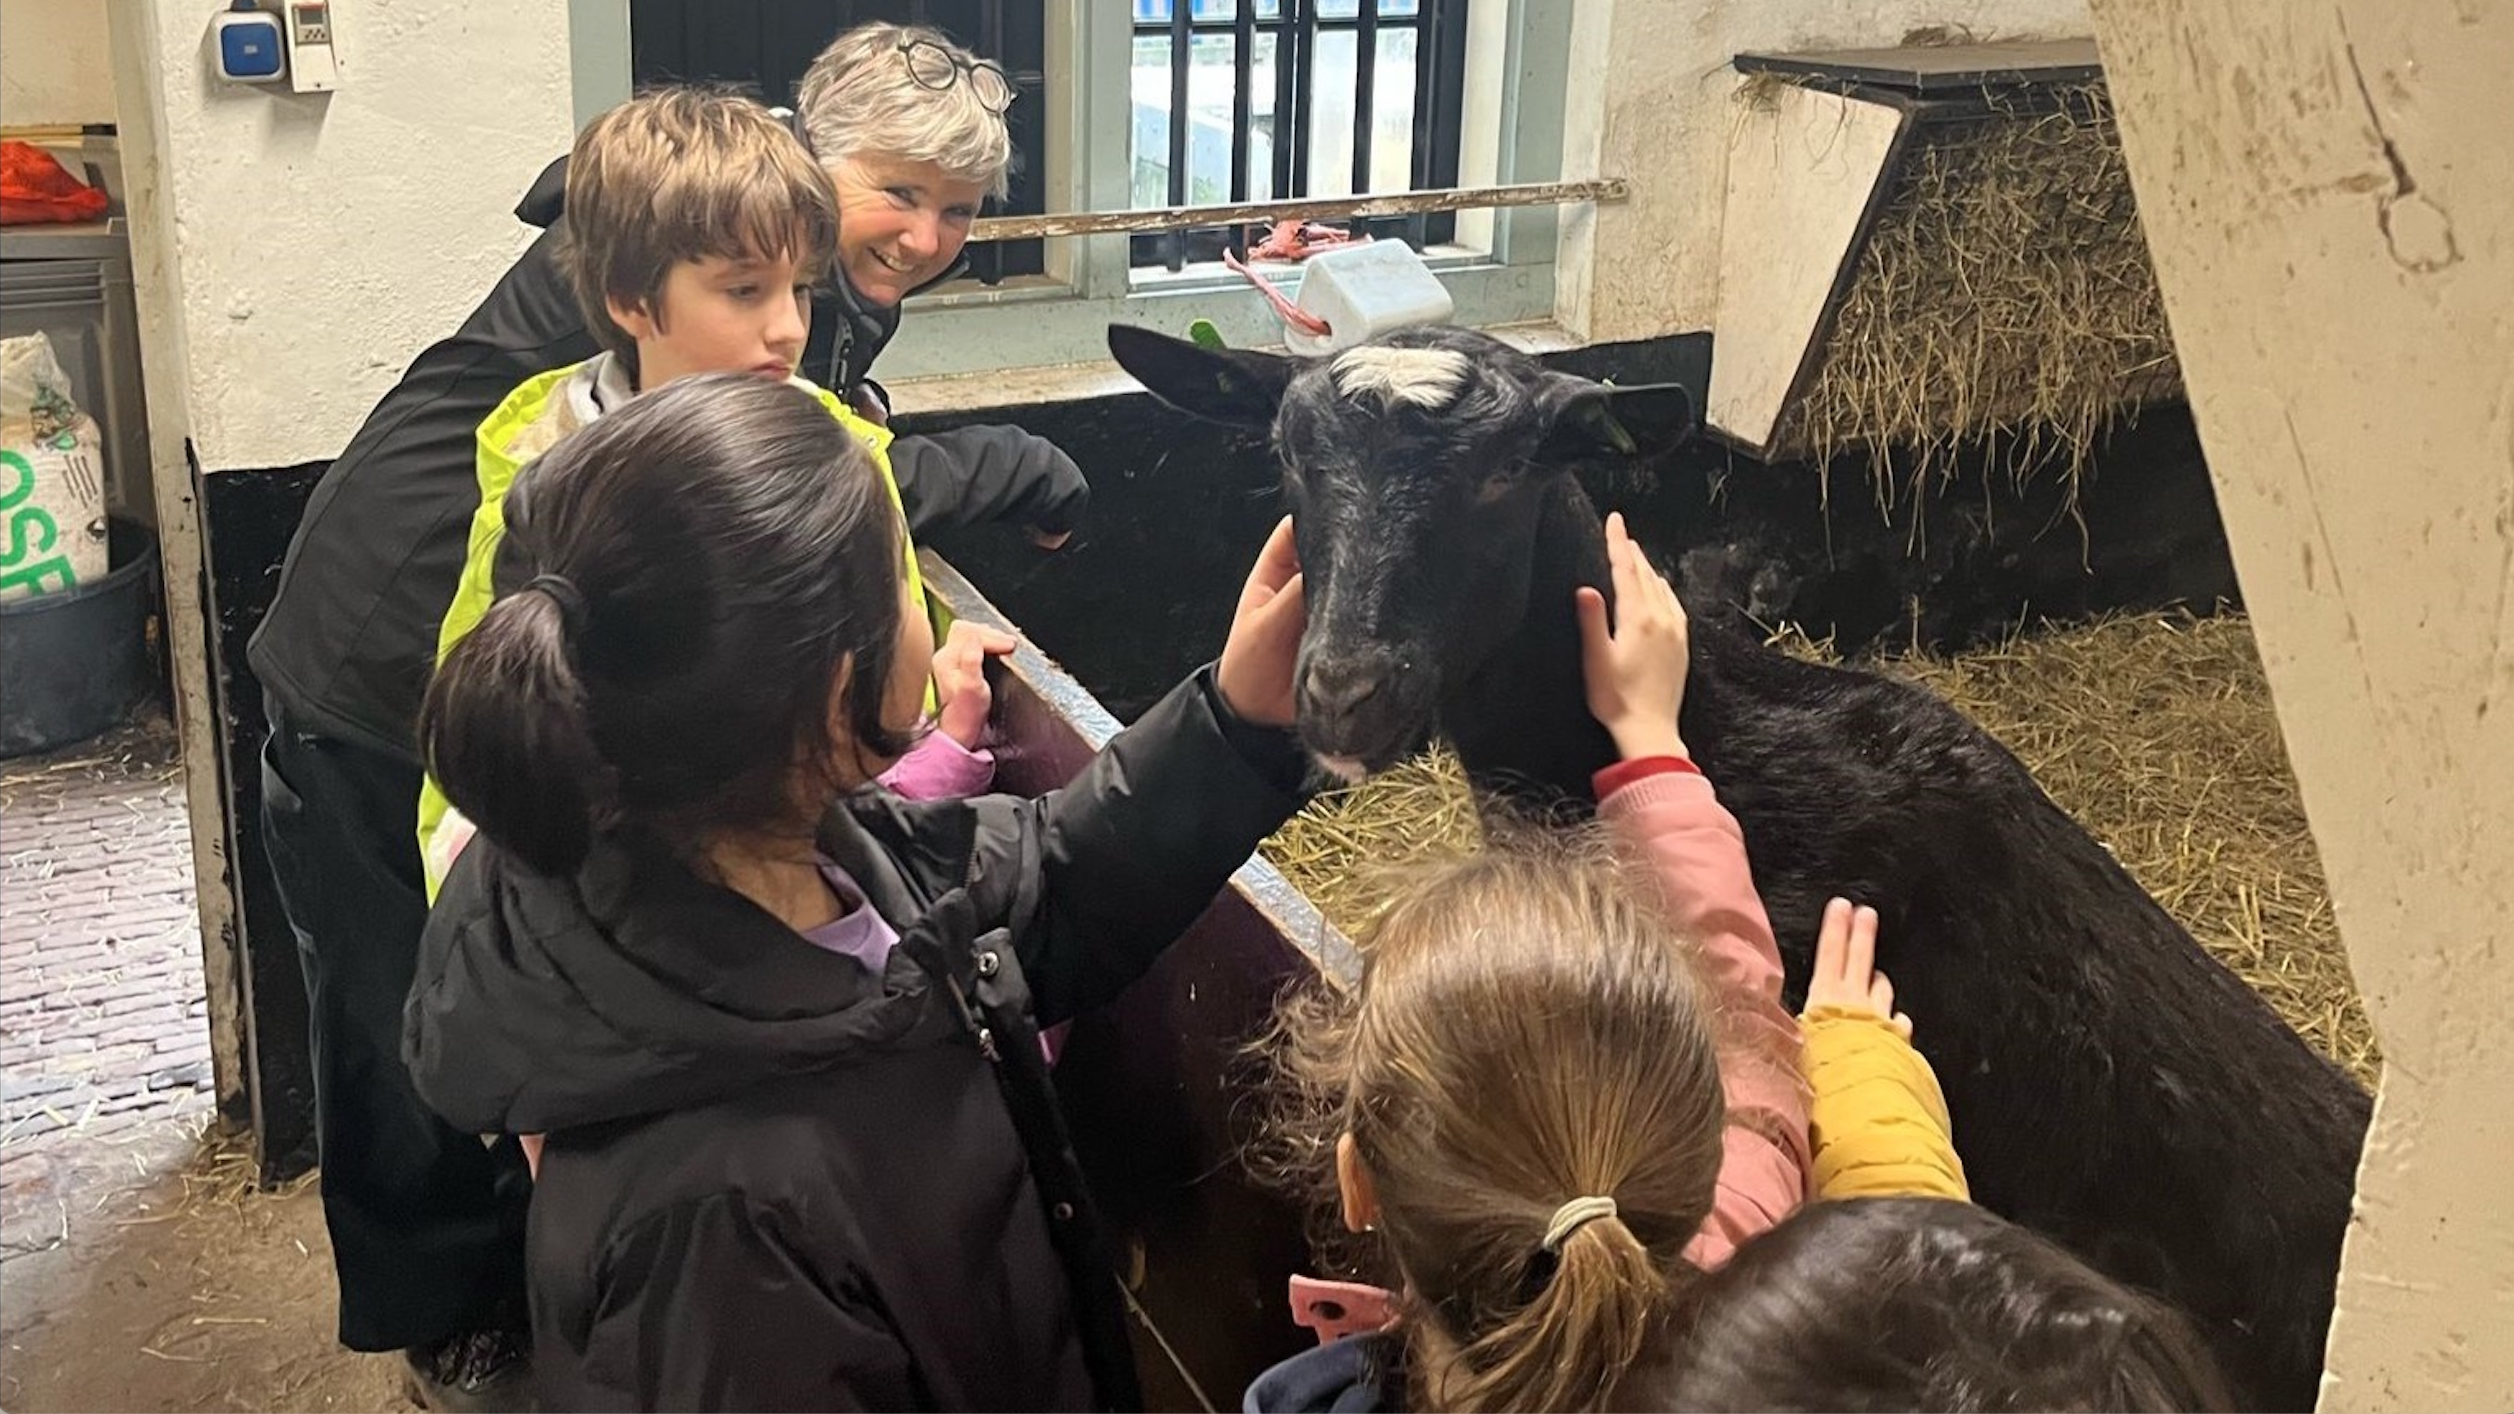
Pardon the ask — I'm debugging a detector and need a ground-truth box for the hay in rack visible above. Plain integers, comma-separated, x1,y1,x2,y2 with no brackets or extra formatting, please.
1765,83,2183,517
1259,614,2371,1084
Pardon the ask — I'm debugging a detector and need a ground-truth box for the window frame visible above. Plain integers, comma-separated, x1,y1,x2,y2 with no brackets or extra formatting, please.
1121,0,1470,271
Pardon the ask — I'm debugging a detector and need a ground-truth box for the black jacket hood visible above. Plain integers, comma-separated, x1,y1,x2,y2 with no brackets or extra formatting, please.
403,668,1311,1413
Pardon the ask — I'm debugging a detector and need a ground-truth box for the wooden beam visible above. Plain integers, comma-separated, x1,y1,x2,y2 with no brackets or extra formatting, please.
2087,0,2514,1407
1732,39,2104,93
968,179,1627,243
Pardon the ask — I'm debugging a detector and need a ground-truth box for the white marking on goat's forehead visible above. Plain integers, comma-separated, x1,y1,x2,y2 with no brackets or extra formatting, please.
1329,346,1471,410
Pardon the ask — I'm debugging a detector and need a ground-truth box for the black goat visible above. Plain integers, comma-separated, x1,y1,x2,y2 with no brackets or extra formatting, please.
1107,322,2369,1412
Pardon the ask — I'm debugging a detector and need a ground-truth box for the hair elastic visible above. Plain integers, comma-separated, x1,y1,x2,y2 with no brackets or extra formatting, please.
1541,1195,1619,1252
523,573,588,635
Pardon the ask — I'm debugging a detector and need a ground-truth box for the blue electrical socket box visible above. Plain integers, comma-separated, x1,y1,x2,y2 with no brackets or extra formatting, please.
215,7,287,83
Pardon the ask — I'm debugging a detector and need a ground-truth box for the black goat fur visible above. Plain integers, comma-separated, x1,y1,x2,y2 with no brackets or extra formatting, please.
1107,322,2372,1412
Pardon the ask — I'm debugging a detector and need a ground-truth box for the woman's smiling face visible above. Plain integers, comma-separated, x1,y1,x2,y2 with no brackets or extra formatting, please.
828,155,987,307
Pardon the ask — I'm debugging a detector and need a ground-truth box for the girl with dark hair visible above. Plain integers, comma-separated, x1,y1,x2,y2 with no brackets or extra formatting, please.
1633,1196,2238,1412
404,373,1314,1411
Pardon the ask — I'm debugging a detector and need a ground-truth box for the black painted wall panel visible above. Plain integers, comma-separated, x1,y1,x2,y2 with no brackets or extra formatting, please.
200,462,327,1179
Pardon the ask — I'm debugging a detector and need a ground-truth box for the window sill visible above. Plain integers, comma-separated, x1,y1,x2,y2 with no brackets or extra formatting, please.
884,317,1588,418
909,271,1081,310
879,255,1561,384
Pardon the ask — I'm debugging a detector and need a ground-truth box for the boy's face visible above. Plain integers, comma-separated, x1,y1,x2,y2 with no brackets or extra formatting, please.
609,251,812,390
828,156,987,307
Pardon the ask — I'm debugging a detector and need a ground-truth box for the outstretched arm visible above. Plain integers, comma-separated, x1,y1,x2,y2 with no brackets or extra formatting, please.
886,426,1090,549
1579,513,1811,1267
1009,518,1314,1023
1800,897,1969,1200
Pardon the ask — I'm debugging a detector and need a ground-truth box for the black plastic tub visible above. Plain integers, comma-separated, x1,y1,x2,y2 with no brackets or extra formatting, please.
1,518,160,758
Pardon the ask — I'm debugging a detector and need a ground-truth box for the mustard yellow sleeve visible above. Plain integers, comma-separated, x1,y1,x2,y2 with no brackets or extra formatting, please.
1800,1006,1970,1201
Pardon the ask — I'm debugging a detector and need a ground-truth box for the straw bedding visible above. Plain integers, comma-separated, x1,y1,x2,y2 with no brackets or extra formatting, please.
1260,612,2374,1085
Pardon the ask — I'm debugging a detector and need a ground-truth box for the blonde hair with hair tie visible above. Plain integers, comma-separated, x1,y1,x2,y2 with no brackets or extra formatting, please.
1257,821,1751,1413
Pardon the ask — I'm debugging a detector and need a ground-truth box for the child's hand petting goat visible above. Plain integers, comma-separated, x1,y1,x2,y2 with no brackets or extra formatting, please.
1575,511,1691,763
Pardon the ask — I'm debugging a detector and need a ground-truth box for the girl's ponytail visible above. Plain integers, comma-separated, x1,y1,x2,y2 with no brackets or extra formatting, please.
1256,822,1731,1414
1434,1206,1670,1412
421,578,607,878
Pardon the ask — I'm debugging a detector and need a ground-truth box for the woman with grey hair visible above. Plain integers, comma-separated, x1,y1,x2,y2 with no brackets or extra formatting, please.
248,22,1087,1412
789,23,1066,512
797,22,1014,311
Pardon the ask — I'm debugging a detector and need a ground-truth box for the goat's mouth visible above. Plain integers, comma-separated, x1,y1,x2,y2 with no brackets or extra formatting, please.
1292,642,1437,782
1311,753,1373,785
1295,714,1434,784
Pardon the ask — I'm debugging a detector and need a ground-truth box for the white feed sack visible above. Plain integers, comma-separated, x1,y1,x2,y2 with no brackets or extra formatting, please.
0,331,110,602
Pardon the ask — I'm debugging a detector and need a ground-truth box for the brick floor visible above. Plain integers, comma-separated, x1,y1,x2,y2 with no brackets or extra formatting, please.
0,715,215,1150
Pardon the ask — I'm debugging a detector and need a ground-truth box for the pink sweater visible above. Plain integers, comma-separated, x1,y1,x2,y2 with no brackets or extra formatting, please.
1595,760,1811,1269
1286,758,1812,1343
877,725,995,800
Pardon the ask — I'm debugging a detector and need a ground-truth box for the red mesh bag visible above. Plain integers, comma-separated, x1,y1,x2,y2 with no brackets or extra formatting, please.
0,141,110,225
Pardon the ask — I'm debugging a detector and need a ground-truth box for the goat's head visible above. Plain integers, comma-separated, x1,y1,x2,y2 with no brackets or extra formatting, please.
1108,322,1695,778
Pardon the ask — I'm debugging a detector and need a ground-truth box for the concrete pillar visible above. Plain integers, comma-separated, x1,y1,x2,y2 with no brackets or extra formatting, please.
2084,1,2514,1407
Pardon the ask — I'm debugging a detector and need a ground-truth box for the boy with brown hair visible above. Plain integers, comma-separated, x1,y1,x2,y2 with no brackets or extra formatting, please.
418,87,1002,897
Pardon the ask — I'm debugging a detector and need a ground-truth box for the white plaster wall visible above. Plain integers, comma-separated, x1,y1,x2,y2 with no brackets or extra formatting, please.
101,0,569,1119
1555,0,2093,343
0,0,117,126
120,0,574,472
2083,1,2514,1408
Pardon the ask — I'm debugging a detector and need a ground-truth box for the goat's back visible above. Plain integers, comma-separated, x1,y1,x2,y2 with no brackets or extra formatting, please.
1672,624,2368,1411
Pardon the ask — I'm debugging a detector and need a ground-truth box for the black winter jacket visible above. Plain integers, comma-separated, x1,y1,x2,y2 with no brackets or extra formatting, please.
251,155,1092,763
405,669,1311,1412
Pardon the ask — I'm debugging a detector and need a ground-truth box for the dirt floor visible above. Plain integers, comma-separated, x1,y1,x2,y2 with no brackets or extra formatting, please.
1,1120,409,1413
1,716,406,1412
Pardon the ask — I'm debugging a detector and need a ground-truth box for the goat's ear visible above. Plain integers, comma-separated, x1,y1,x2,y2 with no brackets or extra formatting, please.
1532,375,1698,465
1107,323,1296,428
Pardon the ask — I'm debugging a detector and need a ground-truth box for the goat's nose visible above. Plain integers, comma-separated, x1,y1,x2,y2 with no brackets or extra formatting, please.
1299,656,1384,720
